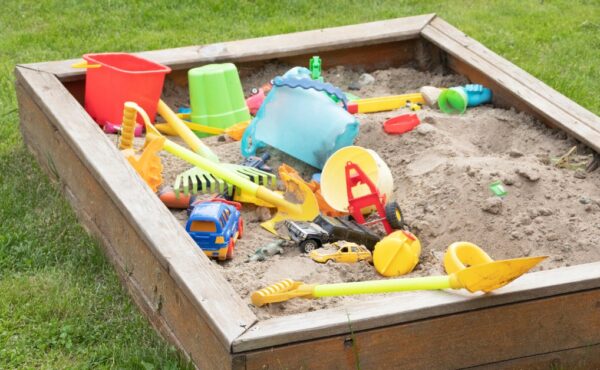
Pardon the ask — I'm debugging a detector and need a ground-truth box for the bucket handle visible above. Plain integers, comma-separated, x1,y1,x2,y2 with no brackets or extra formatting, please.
240,118,265,157
72,61,101,69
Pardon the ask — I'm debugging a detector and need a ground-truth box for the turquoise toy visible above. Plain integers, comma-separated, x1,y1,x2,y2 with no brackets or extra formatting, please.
241,67,359,169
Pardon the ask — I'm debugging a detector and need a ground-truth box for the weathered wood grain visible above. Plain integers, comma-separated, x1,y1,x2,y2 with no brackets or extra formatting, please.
15,79,236,369
236,289,600,369
14,66,257,353
21,14,435,81
234,261,600,352
472,342,600,370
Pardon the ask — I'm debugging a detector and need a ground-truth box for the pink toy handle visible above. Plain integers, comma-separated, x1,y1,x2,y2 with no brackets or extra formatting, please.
103,122,144,137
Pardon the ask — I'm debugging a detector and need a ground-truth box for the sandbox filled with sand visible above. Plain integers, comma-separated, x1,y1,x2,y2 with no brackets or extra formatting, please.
122,64,600,320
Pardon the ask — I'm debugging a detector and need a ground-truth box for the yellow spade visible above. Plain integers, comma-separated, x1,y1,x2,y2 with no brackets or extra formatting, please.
123,102,319,234
251,242,546,307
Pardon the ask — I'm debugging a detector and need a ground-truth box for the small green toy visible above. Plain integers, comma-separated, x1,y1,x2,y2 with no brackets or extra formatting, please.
309,56,323,82
246,240,286,262
489,180,508,197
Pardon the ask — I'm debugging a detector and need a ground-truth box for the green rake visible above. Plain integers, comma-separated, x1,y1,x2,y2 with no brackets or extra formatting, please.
173,165,277,199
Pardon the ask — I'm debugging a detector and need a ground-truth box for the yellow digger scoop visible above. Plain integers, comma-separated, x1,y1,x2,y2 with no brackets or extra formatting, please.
251,242,546,307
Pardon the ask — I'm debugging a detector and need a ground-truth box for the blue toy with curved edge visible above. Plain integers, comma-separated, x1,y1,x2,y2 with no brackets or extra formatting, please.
271,75,349,109
464,84,492,107
241,67,359,169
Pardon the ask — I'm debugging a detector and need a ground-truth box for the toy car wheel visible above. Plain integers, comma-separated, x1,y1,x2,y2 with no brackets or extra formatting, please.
226,240,235,259
385,201,405,230
237,218,244,239
299,239,320,253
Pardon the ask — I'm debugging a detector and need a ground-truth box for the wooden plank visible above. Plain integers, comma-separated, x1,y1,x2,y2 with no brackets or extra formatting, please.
236,289,600,369
276,39,418,72
234,261,600,351
76,37,418,104
472,342,600,370
421,19,600,153
14,66,256,350
20,14,435,81
15,80,235,369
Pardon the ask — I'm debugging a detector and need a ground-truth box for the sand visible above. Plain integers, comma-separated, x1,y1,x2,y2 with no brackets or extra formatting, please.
121,65,600,320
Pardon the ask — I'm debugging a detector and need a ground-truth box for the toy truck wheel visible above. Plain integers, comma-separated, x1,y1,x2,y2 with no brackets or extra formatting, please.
385,201,405,230
237,218,244,239
226,240,235,259
299,239,320,253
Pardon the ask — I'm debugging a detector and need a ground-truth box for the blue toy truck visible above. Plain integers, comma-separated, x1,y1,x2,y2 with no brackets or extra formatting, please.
185,198,244,260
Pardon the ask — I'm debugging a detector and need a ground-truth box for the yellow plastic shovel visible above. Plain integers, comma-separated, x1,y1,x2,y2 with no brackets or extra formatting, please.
124,102,319,234
251,242,546,307
155,100,219,162
155,119,250,141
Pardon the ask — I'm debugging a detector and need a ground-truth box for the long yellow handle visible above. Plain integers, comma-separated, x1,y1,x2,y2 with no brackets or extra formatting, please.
164,138,313,214
71,61,101,69
132,101,303,214
353,93,424,113
312,275,453,297
163,139,260,195
154,122,224,137
156,100,219,162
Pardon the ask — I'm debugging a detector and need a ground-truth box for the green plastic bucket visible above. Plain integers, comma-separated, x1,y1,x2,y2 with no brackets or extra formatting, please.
438,87,468,114
188,63,250,137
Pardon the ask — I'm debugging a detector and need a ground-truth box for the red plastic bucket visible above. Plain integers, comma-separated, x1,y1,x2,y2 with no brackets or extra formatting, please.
82,53,171,127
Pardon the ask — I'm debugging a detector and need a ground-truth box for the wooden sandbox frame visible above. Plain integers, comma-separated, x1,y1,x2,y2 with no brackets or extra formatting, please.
15,14,600,369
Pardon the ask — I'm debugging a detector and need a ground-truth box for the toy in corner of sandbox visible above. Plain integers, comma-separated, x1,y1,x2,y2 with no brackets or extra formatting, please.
73,51,545,305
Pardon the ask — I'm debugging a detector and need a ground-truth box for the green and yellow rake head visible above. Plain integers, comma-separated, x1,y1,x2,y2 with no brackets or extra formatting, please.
173,165,277,198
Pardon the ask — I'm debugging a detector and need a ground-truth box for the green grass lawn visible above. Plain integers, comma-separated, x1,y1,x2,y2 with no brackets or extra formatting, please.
1,0,598,368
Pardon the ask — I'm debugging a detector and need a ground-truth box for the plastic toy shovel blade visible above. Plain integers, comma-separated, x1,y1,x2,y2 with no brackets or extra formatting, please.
260,166,320,235
454,256,547,293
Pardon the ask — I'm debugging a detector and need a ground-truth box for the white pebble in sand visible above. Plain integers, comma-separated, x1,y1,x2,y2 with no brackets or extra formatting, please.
482,197,503,214
415,123,435,135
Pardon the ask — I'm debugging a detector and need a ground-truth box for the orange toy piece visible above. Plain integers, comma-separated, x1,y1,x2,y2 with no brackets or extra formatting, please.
119,102,164,192
121,137,164,192
158,187,195,209
278,164,347,217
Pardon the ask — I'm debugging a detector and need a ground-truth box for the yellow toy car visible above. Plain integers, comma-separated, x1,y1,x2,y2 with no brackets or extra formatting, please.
309,242,373,264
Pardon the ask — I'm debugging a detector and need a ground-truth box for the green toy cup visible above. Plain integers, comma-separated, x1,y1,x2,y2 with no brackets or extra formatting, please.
438,87,468,114
188,63,251,137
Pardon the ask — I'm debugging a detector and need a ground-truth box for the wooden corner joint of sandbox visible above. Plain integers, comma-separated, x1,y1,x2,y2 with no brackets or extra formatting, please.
13,13,600,369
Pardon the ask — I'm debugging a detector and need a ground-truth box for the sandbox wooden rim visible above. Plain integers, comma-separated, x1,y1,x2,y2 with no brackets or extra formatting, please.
15,14,600,368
